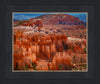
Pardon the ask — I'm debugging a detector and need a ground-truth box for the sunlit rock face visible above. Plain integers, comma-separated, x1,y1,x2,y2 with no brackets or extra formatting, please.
36,60,48,70
13,31,87,71
34,14,86,26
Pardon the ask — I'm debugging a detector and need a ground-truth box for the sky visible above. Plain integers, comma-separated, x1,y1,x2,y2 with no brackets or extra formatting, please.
13,13,87,22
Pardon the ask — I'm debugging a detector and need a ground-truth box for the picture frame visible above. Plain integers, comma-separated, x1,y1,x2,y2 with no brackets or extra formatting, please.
0,0,100,84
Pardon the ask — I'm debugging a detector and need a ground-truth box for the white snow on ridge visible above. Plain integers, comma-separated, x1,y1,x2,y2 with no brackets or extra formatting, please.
24,31,39,34
13,26,33,29
68,37,82,41
33,19,41,21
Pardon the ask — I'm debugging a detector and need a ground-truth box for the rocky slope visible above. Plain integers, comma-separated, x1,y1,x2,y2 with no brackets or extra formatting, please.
14,14,86,27
35,14,86,25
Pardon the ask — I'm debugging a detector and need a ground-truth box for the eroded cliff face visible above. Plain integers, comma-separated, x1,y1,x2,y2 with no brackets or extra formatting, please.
13,31,87,71
36,14,86,25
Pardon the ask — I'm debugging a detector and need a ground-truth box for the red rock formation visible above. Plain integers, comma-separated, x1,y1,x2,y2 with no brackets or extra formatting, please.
46,46,50,58
50,44,56,54
36,60,48,70
13,29,87,71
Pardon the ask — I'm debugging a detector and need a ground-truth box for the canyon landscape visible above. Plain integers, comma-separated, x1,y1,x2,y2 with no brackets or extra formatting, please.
13,13,87,71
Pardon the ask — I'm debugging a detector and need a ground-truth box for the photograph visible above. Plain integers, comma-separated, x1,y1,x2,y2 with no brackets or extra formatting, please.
13,12,88,72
